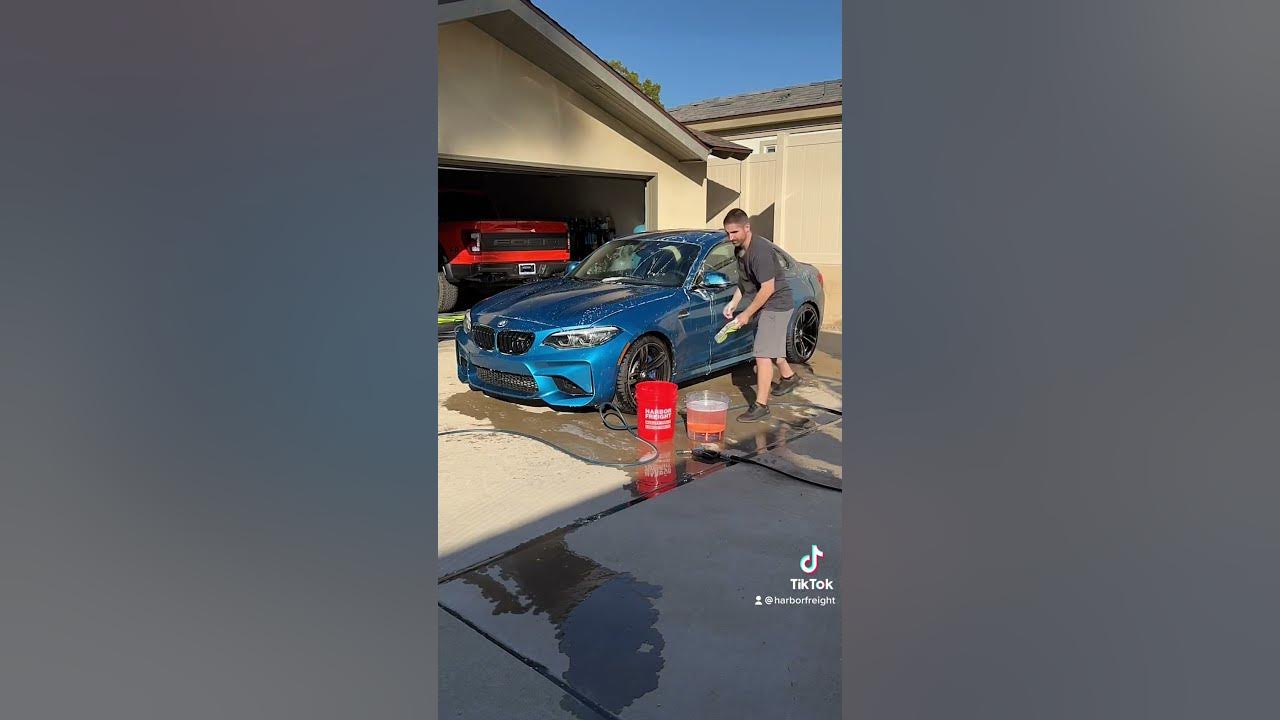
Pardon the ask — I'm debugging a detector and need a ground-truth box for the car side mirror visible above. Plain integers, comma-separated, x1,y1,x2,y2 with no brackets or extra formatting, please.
700,271,732,288
565,261,580,275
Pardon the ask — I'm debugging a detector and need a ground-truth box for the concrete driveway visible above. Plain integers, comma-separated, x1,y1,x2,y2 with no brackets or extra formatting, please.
438,326,843,718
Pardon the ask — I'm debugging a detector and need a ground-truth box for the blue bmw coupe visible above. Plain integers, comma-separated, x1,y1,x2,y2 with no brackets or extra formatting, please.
455,230,825,413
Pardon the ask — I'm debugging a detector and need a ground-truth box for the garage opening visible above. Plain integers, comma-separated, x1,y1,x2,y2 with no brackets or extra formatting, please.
437,163,650,313
439,165,648,259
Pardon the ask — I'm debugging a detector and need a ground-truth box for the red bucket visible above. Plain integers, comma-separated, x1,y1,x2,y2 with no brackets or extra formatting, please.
635,380,678,443
635,441,677,498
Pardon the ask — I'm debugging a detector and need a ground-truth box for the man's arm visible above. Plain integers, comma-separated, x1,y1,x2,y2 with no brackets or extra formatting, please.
735,278,775,324
723,287,744,319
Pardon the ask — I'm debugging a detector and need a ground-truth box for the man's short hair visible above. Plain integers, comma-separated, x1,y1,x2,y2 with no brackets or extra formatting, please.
723,208,750,226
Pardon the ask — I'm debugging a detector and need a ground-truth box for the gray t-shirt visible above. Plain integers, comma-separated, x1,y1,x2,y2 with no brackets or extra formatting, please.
736,235,793,311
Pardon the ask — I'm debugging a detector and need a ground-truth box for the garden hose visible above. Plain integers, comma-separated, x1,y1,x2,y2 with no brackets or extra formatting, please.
690,446,842,492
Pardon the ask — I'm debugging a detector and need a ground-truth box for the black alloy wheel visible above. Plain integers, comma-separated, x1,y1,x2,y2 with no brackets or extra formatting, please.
786,303,821,363
613,335,673,413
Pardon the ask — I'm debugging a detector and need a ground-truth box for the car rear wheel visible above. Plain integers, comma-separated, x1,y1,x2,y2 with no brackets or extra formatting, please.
438,270,460,313
786,303,821,363
613,335,672,414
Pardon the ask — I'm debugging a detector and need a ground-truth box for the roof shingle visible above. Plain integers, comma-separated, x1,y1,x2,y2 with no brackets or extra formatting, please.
669,79,842,123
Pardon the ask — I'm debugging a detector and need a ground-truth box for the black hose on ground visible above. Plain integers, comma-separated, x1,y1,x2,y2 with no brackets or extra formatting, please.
690,447,842,491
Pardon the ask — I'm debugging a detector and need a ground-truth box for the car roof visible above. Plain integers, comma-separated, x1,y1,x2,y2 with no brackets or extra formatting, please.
618,230,728,249
617,231,799,261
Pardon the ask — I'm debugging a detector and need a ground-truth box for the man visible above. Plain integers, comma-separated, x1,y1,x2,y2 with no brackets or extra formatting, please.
720,208,800,422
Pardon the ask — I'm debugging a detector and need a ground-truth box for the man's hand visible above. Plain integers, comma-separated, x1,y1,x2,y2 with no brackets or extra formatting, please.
722,302,737,320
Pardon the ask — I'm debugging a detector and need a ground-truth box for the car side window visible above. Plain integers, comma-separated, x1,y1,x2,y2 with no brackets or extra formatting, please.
702,243,740,285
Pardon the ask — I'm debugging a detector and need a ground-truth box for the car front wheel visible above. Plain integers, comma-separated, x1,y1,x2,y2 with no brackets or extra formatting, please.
612,335,672,414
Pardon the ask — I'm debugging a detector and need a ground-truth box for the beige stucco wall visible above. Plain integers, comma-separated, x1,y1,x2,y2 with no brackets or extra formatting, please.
700,116,843,328
704,121,842,262
438,21,707,230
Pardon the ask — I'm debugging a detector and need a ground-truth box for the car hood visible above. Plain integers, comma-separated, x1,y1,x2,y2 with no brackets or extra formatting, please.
474,278,679,328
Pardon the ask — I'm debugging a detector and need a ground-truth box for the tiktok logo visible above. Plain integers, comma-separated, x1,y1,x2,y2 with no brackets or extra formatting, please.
800,544,824,575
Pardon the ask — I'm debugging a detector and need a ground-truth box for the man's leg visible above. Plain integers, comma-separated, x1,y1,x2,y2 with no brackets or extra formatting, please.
755,357,773,406
740,310,788,422
770,311,801,396
737,356,775,422
770,357,801,396
776,357,795,379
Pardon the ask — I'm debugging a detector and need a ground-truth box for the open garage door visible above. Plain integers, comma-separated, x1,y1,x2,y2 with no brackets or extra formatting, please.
439,163,649,259
437,161,650,313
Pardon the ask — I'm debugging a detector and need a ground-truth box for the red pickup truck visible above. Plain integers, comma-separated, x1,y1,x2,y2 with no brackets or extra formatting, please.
438,189,571,312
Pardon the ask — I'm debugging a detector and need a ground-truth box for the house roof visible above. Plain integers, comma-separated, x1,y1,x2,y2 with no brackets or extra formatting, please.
438,0,751,161
669,79,843,124
686,127,757,159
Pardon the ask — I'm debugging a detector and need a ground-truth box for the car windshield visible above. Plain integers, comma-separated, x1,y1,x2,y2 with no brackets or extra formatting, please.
570,238,701,287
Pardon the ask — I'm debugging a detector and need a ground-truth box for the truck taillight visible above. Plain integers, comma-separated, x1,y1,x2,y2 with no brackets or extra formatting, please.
467,231,481,253
817,270,824,287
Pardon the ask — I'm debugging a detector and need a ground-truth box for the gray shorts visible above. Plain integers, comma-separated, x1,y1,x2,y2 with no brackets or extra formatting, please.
752,308,792,358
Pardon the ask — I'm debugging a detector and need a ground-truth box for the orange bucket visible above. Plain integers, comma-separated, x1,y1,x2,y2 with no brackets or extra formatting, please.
685,390,731,443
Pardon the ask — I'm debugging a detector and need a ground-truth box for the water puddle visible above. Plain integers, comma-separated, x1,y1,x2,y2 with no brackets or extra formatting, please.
458,528,666,716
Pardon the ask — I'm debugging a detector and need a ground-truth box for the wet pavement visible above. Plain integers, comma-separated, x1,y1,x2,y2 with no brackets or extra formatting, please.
437,329,842,574
439,606,607,719
438,330,843,718
451,529,665,719
441,331,842,491
439,460,841,719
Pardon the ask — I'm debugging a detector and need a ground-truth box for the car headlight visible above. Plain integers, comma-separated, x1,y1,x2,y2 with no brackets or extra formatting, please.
544,326,621,349
462,310,472,334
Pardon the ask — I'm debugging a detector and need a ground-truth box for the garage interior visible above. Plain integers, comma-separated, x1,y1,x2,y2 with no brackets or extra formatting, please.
439,164,649,259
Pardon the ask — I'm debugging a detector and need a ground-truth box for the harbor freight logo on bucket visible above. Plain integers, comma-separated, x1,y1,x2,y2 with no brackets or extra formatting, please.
644,406,673,431
800,544,824,575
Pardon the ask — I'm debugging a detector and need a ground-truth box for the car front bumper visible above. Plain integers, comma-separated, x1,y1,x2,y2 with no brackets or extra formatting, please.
455,322,631,408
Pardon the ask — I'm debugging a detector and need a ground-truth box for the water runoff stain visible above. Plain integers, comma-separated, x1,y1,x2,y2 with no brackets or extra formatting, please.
459,528,665,717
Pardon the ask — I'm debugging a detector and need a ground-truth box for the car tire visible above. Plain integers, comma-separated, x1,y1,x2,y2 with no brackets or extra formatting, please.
786,302,821,363
438,270,460,313
612,335,672,414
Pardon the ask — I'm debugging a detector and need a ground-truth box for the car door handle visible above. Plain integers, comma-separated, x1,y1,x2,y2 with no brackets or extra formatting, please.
678,310,691,318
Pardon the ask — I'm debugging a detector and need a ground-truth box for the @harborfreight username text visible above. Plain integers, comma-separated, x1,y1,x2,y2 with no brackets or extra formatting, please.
757,595,837,606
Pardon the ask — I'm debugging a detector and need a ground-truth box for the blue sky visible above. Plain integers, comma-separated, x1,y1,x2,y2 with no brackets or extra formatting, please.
533,0,842,109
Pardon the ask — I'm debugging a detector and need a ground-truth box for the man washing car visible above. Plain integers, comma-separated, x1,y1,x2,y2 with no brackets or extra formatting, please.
720,208,800,422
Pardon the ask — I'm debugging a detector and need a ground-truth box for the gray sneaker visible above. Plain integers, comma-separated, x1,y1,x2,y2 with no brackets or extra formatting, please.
736,403,771,423
771,373,802,397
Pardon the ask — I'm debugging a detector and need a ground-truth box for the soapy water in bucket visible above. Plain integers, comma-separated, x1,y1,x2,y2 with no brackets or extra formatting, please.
685,391,730,443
